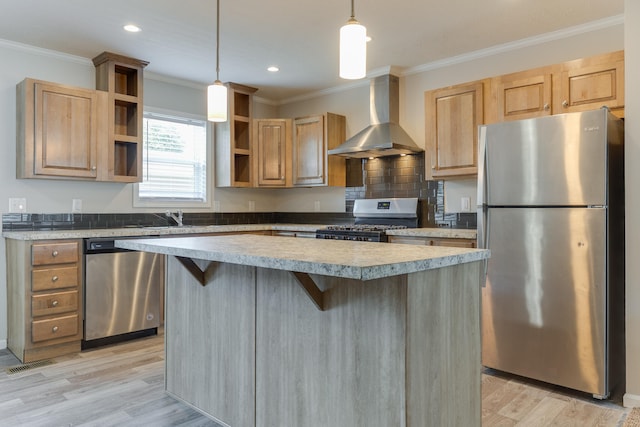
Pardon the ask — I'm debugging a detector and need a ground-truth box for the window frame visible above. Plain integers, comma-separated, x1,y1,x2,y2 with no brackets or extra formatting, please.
133,107,212,209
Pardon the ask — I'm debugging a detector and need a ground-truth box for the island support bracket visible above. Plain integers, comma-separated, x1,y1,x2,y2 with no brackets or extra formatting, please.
290,271,325,311
173,257,324,309
175,256,218,286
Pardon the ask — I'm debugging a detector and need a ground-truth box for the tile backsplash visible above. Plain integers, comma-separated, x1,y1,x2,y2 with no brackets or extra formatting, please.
344,152,476,229
2,153,477,231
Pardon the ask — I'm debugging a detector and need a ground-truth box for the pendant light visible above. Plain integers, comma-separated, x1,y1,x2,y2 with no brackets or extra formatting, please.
339,0,367,80
207,0,228,122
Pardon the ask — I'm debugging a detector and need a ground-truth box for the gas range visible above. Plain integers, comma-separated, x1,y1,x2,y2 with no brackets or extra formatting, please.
316,198,418,242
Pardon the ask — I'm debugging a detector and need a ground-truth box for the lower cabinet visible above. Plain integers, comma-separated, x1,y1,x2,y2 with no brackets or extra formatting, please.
388,235,476,248
6,239,83,363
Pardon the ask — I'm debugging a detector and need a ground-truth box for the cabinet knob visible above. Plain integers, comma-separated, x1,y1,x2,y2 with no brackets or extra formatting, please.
52,300,59,307
562,100,569,108
52,250,59,257
52,275,59,282
91,166,97,171
543,103,550,111
52,326,59,333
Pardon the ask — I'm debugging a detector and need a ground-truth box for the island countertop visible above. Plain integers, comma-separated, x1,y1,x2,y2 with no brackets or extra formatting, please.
116,234,489,281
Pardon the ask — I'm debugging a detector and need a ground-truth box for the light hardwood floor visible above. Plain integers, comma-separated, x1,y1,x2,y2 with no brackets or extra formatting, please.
0,333,631,426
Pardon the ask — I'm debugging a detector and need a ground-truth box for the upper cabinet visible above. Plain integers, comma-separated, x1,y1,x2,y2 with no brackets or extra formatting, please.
253,118,292,188
494,69,553,122
16,52,147,182
426,50,624,180
93,52,148,182
215,83,258,188
17,79,106,180
556,51,624,117
293,113,346,187
494,50,624,122
425,80,487,180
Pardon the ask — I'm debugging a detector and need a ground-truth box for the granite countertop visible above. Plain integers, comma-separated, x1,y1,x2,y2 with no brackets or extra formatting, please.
385,227,477,239
116,234,489,281
2,224,477,241
0,223,318,240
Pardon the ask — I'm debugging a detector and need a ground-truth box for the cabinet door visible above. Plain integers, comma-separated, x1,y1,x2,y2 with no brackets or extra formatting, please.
495,69,552,121
425,80,484,179
34,82,99,178
254,119,291,187
293,115,325,186
557,51,624,117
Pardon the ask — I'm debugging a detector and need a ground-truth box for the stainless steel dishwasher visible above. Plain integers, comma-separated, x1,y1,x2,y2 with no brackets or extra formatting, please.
82,237,164,348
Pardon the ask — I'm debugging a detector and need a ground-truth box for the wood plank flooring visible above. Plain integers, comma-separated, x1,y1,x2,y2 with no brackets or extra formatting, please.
0,333,631,426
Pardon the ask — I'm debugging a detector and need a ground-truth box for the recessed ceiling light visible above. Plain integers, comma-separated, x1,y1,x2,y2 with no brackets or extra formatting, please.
124,24,141,33
267,66,279,72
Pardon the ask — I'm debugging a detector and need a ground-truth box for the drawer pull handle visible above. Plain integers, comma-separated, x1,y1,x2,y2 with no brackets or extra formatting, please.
52,275,59,282
52,300,59,307
562,100,569,108
52,326,59,333
52,250,59,257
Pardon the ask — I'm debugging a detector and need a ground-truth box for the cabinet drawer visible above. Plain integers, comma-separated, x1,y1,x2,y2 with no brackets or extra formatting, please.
32,242,78,266
32,290,78,317
32,266,78,291
32,314,78,343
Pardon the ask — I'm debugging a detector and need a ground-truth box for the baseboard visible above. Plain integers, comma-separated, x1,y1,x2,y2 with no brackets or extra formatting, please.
624,393,640,408
0,339,6,350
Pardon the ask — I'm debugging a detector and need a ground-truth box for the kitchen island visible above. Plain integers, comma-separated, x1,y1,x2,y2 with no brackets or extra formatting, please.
116,234,489,427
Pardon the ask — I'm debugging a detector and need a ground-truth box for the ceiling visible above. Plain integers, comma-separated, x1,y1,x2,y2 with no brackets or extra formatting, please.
0,0,624,102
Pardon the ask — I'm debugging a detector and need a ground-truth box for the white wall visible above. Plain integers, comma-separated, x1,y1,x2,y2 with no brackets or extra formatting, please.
624,0,640,408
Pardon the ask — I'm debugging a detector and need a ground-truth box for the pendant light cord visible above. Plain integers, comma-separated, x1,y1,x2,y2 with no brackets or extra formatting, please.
216,0,221,82
350,0,355,19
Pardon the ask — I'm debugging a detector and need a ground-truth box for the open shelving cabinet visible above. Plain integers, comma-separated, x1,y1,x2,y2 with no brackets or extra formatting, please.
215,83,258,187
93,52,148,182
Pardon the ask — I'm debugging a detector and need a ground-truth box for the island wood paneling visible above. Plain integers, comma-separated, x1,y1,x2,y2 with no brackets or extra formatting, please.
164,258,256,427
406,262,481,426
256,269,407,427
163,256,482,426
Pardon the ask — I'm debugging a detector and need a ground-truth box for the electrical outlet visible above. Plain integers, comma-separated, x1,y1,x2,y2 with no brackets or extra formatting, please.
72,199,82,213
213,201,221,212
314,201,320,212
9,198,26,213
248,200,255,212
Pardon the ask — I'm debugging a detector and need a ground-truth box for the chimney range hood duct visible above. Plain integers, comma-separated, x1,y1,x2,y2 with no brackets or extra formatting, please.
328,74,423,158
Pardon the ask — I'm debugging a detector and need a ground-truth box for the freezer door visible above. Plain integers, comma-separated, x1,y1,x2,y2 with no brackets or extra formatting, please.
483,109,608,206
482,207,608,396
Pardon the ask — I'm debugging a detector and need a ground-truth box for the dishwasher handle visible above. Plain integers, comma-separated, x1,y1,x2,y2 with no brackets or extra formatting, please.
85,238,134,254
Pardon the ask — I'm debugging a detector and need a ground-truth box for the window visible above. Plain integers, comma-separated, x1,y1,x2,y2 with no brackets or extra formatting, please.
134,109,209,207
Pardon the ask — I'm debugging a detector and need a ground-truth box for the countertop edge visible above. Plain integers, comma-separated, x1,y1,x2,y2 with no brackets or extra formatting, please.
116,235,489,280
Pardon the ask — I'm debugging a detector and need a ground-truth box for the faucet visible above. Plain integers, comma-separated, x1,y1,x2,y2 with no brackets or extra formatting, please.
166,210,184,227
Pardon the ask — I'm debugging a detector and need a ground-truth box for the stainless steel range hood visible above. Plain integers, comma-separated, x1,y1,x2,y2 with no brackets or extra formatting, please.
328,74,423,158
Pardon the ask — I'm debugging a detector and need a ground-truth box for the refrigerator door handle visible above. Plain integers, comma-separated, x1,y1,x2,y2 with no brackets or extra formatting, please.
477,125,489,287
477,206,489,286
477,125,487,208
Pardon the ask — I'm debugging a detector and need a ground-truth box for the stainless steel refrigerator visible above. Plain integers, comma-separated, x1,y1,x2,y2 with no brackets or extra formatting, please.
477,107,624,398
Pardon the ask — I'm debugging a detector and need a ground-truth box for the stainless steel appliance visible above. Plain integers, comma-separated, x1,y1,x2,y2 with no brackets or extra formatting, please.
316,197,418,241
327,75,423,158
83,237,164,348
477,107,624,398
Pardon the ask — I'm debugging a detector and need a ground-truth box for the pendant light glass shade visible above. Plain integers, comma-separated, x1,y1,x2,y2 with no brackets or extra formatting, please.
207,0,228,122
339,1,366,80
207,81,228,122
